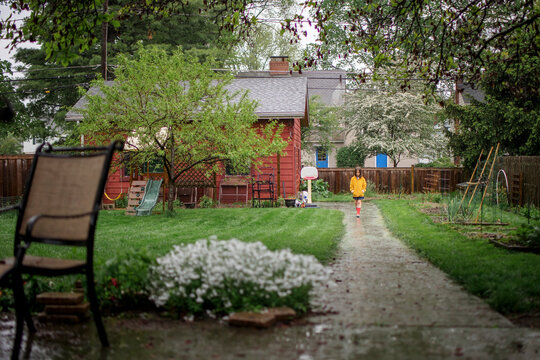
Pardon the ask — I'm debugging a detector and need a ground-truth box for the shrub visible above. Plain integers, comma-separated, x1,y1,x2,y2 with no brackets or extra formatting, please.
300,179,330,198
148,237,332,316
415,157,456,168
336,141,368,168
114,195,128,208
198,195,214,208
514,204,540,221
511,224,540,247
95,248,155,311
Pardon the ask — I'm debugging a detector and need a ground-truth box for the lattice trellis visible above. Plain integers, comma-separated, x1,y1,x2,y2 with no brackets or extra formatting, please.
172,163,216,187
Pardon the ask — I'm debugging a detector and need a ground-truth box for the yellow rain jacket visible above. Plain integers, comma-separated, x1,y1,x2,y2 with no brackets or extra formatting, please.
350,176,367,197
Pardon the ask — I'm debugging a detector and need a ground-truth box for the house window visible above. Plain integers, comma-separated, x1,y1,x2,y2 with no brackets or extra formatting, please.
122,153,163,176
141,158,164,174
123,153,131,177
317,148,327,162
32,137,44,145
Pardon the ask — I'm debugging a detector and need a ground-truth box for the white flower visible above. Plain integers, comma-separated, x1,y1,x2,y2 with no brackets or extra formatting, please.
148,237,331,314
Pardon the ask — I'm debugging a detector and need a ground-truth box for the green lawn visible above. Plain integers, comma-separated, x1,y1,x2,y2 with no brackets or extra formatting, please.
375,198,540,314
0,207,344,266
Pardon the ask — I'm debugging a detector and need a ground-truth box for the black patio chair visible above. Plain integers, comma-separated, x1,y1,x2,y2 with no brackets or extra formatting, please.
0,140,123,355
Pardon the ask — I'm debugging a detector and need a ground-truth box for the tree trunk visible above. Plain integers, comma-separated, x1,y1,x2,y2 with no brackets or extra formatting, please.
167,137,175,212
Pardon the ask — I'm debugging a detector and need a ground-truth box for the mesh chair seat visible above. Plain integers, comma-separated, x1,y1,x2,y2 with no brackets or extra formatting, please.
4,255,86,273
0,262,14,280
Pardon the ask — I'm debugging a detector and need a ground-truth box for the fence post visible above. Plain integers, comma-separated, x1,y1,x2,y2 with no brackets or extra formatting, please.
410,165,415,194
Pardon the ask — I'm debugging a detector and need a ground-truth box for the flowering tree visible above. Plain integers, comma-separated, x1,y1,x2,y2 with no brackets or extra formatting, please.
78,46,286,211
341,91,444,167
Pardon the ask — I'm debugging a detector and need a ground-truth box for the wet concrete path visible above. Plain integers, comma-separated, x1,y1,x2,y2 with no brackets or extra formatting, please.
1,202,539,359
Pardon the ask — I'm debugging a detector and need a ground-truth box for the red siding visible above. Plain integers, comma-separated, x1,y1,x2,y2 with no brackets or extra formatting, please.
102,117,303,205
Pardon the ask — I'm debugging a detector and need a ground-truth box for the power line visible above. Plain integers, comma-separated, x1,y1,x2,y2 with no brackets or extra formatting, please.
0,82,90,95
0,74,97,83
6,64,101,74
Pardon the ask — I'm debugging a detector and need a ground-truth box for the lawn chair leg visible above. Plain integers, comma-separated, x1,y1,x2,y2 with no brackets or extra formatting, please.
86,269,109,347
11,272,34,360
12,305,23,360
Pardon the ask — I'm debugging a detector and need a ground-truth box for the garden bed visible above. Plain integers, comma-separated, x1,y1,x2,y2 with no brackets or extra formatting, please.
489,239,540,254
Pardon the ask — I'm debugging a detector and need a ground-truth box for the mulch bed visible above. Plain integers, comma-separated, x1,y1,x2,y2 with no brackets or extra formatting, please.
507,312,540,328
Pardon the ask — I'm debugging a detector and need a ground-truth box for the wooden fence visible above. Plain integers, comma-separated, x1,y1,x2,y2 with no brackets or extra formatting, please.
317,167,464,194
496,156,540,207
0,154,34,206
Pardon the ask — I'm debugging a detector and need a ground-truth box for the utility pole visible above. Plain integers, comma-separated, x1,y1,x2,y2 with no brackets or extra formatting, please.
101,0,109,80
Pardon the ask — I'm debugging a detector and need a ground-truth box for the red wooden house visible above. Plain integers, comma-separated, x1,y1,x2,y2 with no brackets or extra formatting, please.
66,57,309,205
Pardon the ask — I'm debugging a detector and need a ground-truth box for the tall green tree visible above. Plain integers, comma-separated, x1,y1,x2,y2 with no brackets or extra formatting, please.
342,90,444,167
77,46,287,211
9,0,235,143
289,0,539,88
1,0,259,65
0,60,45,142
301,96,341,151
336,141,368,168
444,52,540,169
0,133,22,154
225,23,303,71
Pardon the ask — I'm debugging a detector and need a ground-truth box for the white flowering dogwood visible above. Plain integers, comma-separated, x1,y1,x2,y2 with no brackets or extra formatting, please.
148,237,332,315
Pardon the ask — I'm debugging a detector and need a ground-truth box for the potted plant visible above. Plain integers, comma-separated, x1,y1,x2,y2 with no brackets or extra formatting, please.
285,197,296,207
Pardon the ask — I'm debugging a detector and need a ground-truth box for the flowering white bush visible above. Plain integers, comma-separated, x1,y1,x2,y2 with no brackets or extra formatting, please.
148,237,332,315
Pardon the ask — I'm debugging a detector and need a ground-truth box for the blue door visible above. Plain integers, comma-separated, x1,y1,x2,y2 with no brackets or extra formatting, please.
316,148,328,168
376,153,387,168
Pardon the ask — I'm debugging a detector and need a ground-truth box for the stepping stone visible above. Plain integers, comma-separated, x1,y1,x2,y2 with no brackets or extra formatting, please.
264,307,296,321
45,302,90,315
74,280,84,294
37,312,87,324
228,312,276,328
36,292,84,305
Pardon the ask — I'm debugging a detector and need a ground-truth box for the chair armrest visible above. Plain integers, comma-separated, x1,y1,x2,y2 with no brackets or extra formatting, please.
25,210,97,240
0,203,19,214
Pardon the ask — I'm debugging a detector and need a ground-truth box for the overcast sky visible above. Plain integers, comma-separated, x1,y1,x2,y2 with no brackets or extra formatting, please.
0,5,39,66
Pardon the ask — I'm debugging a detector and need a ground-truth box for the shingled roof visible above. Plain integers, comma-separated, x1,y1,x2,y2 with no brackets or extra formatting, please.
65,77,309,125
456,82,485,104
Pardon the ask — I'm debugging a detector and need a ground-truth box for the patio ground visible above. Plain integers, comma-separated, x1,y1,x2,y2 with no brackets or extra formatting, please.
1,202,539,359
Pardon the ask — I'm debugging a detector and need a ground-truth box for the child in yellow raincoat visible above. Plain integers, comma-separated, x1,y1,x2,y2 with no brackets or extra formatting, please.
350,167,367,218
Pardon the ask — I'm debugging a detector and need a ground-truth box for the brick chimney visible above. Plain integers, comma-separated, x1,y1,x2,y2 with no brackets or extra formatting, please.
269,56,289,76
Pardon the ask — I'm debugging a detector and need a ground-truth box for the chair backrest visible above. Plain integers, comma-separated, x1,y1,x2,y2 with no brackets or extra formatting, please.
15,141,123,245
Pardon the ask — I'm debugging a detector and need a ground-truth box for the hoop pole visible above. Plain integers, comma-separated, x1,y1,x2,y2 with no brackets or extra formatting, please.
307,179,312,204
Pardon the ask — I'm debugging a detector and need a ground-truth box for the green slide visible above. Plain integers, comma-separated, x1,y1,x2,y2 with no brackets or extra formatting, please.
135,179,163,216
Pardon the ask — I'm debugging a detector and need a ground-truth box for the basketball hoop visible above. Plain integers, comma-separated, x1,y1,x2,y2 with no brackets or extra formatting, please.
300,167,318,204
301,167,318,180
